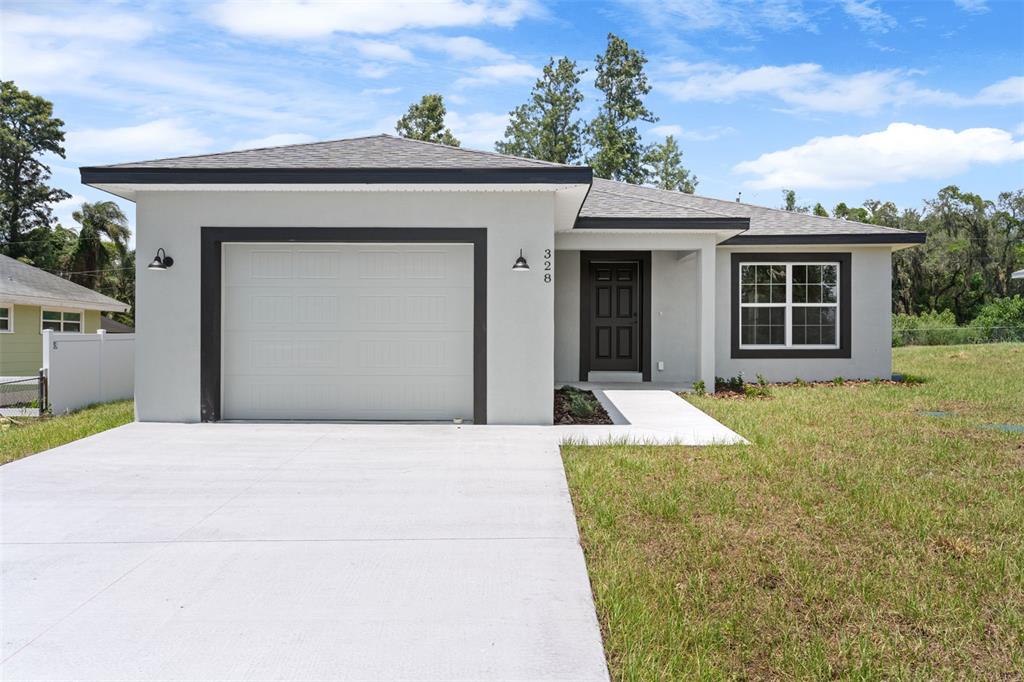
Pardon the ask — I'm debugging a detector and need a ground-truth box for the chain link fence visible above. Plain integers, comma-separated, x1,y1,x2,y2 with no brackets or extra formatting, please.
892,326,1024,347
0,373,47,415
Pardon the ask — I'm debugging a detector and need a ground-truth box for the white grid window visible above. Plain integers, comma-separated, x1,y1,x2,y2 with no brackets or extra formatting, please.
0,305,10,332
41,309,83,333
739,262,839,349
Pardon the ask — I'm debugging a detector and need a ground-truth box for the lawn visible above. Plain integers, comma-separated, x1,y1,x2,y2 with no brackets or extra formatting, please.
1,400,134,465
562,344,1024,680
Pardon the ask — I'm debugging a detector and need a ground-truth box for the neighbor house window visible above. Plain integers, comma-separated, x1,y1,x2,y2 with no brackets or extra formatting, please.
0,305,10,332
739,262,839,348
41,309,83,333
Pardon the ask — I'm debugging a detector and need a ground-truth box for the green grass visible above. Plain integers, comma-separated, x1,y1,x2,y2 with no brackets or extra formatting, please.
1,400,134,465
562,344,1024,680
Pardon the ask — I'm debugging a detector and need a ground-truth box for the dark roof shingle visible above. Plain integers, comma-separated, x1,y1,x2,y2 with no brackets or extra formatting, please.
0,255,129,311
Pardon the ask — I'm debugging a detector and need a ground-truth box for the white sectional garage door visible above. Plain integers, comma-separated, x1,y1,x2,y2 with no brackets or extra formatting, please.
221,243,474,421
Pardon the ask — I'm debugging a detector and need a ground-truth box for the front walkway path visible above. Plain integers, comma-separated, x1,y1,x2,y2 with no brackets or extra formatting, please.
1,423,609,681
556,388,747,445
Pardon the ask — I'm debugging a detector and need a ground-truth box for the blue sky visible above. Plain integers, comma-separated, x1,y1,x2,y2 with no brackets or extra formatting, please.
2,0,1022,242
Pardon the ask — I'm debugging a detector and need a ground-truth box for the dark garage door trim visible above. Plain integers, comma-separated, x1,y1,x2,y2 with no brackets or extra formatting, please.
201,227,488,424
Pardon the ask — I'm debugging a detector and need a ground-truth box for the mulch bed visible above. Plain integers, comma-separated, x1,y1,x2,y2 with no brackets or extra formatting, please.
554,387,613,425
706,377,916,399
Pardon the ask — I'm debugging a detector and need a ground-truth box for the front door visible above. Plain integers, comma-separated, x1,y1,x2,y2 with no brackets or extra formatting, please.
586,261,640,372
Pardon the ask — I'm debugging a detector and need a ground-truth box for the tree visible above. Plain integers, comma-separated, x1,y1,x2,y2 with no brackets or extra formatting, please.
812,202,829,217
67,201,131,292
782,189,809,213
586,34,657,184
642,135,697,193
1,81,71,261
495,58,585,164
395,94,460,146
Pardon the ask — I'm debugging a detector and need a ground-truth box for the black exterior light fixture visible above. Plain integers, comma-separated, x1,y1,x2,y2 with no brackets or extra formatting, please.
512,249,530,272
147,248,174,270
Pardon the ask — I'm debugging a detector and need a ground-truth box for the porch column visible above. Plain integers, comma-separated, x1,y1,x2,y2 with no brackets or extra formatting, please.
698,240,716,392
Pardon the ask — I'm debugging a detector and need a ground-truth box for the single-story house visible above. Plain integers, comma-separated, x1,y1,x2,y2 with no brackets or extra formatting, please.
0,254,130,376
81,134,925,424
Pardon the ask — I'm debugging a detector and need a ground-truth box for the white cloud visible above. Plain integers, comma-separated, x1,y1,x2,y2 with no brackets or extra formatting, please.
231,133,318,150
974,76,1024,105
66,119,213,163
352,40,415,63
207,0,540,38
631,0,816,36
413,35,514,62
648,124,737,141
455,62,539,88
360,87,402,96
2,10,154,42
734,122,1024,189
954,0,989,13
51,194,88,230
357,63,395,79
660,61,1024,114
446,111,508,149
841,0,896,32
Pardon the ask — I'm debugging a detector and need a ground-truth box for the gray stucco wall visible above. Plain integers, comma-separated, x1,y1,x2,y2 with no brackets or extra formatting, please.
715,246,894,382
134,190,557,424
554,249,700,383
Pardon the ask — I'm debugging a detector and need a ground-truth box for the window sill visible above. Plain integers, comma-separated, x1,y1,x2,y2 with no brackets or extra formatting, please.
731,347,851,359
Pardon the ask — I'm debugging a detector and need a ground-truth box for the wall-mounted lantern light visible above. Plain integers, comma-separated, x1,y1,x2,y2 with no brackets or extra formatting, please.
512,249,530,272
147,248,174,270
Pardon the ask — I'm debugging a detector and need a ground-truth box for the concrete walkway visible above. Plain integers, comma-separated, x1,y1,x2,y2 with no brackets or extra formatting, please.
556,388,747,445
0,423,609,681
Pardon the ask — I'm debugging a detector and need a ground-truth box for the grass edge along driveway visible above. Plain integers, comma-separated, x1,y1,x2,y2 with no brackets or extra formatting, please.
563,344,1024,680
1,400,134,465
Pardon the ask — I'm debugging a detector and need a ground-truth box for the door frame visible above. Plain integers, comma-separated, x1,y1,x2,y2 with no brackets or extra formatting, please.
200,227,487,424
578,250,652,382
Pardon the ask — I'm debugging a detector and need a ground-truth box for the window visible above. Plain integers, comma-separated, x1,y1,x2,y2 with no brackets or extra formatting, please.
0,305,10,332
41,309,83,333
731,253,850,359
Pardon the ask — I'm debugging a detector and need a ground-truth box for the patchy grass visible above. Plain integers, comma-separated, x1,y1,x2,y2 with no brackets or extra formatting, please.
1,401,134,465
562,344,1024,679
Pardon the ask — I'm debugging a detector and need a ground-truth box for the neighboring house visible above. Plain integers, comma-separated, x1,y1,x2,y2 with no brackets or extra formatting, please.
80,134,924,424
0,255,130,376
100,316,135,333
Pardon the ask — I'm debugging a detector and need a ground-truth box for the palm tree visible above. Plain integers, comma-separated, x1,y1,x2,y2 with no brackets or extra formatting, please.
67,201,131,291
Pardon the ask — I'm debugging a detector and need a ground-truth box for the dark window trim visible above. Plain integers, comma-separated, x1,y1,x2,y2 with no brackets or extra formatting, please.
723,233,925,245
730,252,852,359
574,216,749,230
579,250,652,381
82,166,591,186
200,227,487,424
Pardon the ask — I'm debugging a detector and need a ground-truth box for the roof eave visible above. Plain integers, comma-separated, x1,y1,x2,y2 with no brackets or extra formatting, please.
721,232,927,246
574,216,750,230
80,166,593,187
0,292,130,313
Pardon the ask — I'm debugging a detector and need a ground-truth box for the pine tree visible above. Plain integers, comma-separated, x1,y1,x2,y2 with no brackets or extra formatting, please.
495,58,585,163
642,136,697,193
395,94,460,146
586,34,657,184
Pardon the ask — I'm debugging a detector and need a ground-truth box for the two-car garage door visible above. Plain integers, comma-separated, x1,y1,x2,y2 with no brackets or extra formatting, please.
221,243,474,421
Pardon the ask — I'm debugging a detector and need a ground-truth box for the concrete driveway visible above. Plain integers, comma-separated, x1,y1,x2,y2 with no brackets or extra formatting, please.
1,423,608,681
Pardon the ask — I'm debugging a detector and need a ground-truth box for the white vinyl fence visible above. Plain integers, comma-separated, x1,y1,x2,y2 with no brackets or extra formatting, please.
43,330,134,414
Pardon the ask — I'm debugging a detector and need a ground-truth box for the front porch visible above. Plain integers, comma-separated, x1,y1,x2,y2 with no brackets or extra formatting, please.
553,232,720,393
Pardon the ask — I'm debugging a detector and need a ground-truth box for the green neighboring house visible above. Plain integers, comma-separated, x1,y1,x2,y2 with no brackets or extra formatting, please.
0,254,130,376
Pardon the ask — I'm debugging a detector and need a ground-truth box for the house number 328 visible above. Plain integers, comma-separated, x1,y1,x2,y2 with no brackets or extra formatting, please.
543,248,552,283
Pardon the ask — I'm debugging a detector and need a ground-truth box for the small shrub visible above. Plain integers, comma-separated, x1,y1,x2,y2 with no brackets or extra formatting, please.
793,377,809,387
568,391,596,418
832,377,845,386
892,309,975,346
692,380,706,395
897,373,926,385
870,377,881,385
744,374,772,398
969,295,1024,342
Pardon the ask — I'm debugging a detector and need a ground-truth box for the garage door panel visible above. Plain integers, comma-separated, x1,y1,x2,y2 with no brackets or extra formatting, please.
222,287,472,330
223,246,472,288
222,332,473,375
222,243,474,421
222,375,472,421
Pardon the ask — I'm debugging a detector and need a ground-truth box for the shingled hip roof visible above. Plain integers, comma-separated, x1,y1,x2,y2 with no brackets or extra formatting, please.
0,255,129,312
80,134,925,245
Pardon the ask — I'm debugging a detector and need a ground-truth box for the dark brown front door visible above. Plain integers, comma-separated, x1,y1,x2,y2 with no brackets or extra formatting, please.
586,261,640,372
